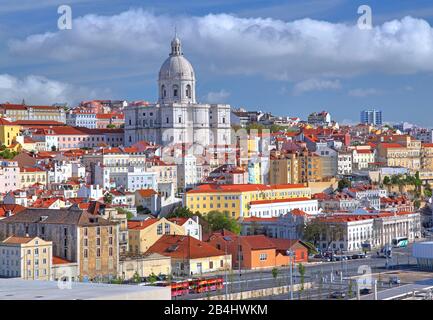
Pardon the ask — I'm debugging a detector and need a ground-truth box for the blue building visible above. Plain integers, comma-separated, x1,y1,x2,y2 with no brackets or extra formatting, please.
360,109,382,126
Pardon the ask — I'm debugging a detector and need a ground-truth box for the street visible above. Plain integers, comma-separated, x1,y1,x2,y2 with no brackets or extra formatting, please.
178,244,419,300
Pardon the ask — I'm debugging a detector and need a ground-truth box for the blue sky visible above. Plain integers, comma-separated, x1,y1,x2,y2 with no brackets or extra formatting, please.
1,0,433,126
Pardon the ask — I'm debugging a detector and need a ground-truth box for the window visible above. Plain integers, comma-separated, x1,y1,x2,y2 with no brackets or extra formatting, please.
173,85,179,97
186,84,191,98
259,253,268,261
164,223,171,235
96,248,101,257
209,261,214,269
157,224,163,235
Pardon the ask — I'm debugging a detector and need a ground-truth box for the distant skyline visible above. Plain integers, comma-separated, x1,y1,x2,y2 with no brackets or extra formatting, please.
1,0,433,126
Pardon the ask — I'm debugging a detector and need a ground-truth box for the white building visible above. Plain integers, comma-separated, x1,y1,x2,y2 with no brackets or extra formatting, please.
352,149,375,170
317,211,421,252
337,152,353,175
66,111,97,129
177,154,198,192
3,190,28,207
110,167,158,192
124,36,231,149
76,184,104,200
249,198,319,218
169,216,202,241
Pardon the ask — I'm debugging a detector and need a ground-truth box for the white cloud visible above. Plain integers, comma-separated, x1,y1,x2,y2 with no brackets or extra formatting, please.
204,89,231,103
348,88,382,97
293,78,341,95
8,9,433,82
0,74,103,106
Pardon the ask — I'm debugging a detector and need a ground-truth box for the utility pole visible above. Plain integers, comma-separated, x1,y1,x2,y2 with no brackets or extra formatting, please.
287,250,294,300
374,280,378,300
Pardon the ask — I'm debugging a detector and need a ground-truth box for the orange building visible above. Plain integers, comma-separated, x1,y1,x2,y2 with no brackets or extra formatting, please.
208,230,308,270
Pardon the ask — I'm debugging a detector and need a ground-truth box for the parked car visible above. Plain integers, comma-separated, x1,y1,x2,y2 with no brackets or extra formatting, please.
389,276,401,285
329,291,346,299
360,288,372,295
345,255,353,260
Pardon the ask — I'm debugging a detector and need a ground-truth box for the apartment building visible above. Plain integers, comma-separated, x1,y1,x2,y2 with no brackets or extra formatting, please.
0,236,52,280
19,167,47,189
316,211,421,252
0,104,66,123
147,235,231,276
185,183,312,219
0,160,19,193
0,206,119,281
127,218,185,254
0,118,21,147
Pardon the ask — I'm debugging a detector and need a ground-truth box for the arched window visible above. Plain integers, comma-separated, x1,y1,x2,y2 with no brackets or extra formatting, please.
173,85,179,97
161,85,166,98
186,84,191,98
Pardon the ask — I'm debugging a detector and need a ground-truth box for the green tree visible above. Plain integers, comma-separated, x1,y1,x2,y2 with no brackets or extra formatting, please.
132,271,141,283
166,206,195,219
271,267,279,285
116,207,134,220
51,145,57,152
298,263,306,292
424,186,433,199
383,176,391,186
136,205,151,215
106,124,116,129
337,178,351,192
103,193,113,204
148,273,158,285
203,210,241,234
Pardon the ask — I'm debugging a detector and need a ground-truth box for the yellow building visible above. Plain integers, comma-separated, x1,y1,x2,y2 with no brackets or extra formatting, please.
118,253,172,280
269,153,299,185
0,118,21,147
0,236,52,280
376,137,421,171
421,144,433,171
19,166,48,188
298,152,323,183
128,217,185,254
185,183,311,218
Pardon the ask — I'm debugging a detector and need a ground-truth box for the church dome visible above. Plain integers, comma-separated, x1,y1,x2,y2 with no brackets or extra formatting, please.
158,36,196,104
158,37,195,82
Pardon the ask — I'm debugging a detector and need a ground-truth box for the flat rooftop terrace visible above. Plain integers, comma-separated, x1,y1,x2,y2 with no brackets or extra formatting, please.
0,279,171,300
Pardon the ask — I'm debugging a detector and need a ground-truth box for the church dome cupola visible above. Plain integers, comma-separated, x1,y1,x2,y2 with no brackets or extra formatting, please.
158,35,196,105
171,37,182,56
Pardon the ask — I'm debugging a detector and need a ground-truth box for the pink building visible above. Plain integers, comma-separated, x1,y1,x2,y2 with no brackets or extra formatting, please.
0,160,19,193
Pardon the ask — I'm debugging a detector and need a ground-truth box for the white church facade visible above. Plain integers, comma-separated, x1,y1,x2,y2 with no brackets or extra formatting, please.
124,37,231,148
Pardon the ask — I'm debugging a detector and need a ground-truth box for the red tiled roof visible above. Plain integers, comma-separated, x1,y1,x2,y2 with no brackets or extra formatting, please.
242,217,279,223
136,189,158,197
20,166,45,173
241,235,276,250
168,218,188,225
147,235,225,259
53,256,72,265
380,143,403,149
0,118,13,125
250,197,312,205
127,219,158,230
269,238,304,251
0,204,26,217
187,183,307,194
2,236,35,244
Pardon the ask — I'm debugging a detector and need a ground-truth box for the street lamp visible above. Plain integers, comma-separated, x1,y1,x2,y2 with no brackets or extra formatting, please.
286,249,294,300
223,236,232,300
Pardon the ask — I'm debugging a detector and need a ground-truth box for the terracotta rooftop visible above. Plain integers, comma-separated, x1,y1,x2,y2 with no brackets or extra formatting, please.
147,235,226,259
